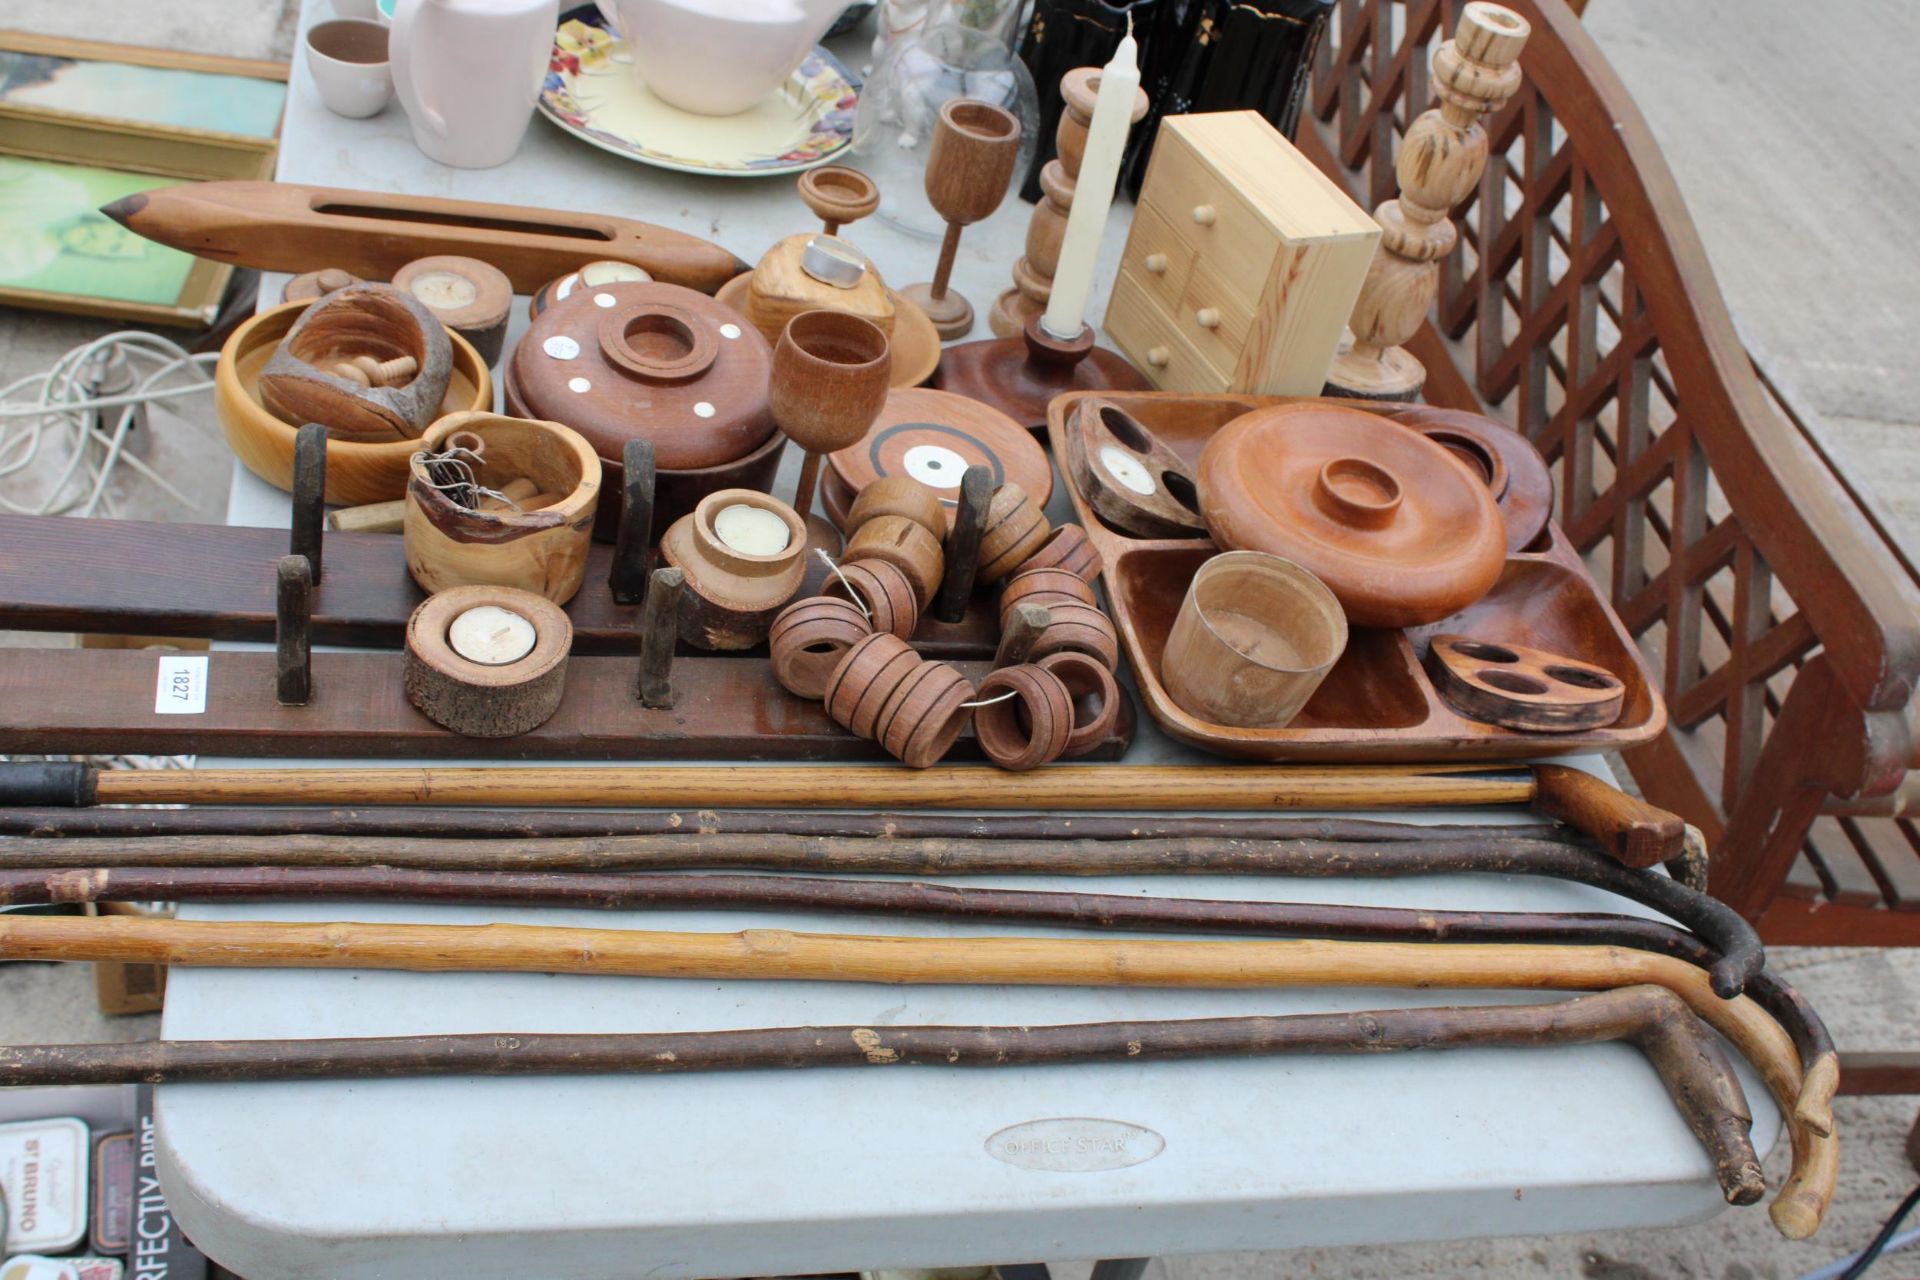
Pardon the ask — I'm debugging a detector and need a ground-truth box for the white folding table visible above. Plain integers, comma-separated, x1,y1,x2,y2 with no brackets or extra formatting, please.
152,6,1777,1276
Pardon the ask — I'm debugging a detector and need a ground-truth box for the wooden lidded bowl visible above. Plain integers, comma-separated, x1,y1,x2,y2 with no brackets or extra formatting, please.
403,412,602,605
216,299,493,506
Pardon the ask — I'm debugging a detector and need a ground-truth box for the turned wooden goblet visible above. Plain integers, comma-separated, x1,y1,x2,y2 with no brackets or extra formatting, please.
901,99,1023,341
770,310,892,523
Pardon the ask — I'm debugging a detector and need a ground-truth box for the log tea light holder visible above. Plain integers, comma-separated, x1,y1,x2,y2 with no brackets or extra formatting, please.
770,310,894,525
900,99,1024,341
1161,551,1348,730
403,585,572,738
659,489,809,650
392,255,514,367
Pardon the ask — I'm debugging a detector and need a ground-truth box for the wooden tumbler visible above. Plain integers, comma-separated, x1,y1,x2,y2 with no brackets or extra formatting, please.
901,99,1024,341
974,663,1074,771
1161,551,1349,729
821,558,920,640
1036,649,1121,758
976,483,1053,583
771,310,892,524
824,632,923,740
769,596,875,700
874,659,976,769
1010,522,1102,582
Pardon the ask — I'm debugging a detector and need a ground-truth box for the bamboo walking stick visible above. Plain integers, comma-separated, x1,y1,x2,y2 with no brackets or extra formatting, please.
0,915,1835,1238
0,987,1765,1208
0,831,1757,995
0,761,1686,867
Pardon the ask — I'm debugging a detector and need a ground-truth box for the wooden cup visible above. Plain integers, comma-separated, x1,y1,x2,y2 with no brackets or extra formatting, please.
1160,551,1349,729
771,310,892,524
404,412,601,604
902,99,1024,340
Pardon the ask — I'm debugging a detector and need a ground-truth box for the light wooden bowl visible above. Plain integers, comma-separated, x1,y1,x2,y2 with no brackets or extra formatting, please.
216,299,494,506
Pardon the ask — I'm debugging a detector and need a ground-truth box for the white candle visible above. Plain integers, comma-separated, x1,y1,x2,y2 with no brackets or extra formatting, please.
714,502,792,556
1041,25,1140,340
447,605,537,666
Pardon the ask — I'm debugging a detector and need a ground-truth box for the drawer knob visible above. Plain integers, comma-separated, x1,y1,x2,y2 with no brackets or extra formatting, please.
1146,346,1171,368
1191,204,1217,226
1195,307,1221,330
1144,253,1168,274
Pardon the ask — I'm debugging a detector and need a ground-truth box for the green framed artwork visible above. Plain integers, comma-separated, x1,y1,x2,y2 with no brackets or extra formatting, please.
0,31,286,327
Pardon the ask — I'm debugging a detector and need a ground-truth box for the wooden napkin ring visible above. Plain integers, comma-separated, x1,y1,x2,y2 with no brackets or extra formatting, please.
846,476,945,538
1036,650,1120,758
1029,601,1120,670
1425,634,1626,732
769,596,875,700
821,558,920,640
999,566,1098,627
403,585,571,738
974,664,1074,771
874,660,976,769
977,483,1052,583
845,515,945,607
824,631,923,739
1011,523,1102,582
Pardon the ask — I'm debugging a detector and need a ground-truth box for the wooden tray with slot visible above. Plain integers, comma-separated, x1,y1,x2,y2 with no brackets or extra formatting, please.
1047,391,1668,762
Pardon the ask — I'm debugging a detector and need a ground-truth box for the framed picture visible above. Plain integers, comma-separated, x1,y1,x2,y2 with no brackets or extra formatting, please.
0,32,287,327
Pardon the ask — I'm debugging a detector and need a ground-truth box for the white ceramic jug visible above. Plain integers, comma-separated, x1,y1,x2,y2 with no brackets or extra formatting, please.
390,0,558,168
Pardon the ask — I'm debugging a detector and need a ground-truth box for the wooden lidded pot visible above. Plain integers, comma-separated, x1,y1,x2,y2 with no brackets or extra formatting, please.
659,488,809,650
506,281,783,540
404,412,602,605
1196,403,1506,628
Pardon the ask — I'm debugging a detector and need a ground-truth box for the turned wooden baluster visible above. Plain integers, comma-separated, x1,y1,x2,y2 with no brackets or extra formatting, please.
1324,2,1531,401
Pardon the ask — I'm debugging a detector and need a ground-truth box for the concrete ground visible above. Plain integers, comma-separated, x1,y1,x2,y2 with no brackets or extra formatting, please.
1,0,1916,1276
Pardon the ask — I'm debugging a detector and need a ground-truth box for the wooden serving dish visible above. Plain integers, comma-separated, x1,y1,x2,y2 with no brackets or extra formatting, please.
217,300,493,506
1047,391,1668,761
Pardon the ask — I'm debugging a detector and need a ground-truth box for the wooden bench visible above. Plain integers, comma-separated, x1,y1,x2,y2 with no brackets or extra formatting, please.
1298,0,1920,1111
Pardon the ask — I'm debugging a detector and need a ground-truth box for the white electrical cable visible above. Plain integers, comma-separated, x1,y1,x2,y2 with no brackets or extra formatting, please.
0,330,218,518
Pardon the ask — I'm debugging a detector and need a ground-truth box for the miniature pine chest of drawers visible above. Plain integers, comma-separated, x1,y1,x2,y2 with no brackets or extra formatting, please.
1103,111,1381,395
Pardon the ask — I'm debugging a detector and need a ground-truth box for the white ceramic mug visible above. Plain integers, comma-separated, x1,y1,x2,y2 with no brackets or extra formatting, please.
390,0,559,168
305,19,393,119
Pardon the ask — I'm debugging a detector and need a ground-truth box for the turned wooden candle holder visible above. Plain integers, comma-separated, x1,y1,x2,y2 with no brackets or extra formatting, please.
403,412,601,605
900,99,1024,341
976,483,1053,583
1036,649,1121,758
873,659,976,769
1066,397,1206,538
1161,551,1349,730
999,567,1097,625
1010,523,1102,581
1424,634,1626,733
821,558,920,640
974,663,1074,771
824,631,923,740
659,489,809,650
772,310,894,524
798,166,881,236
392,255,514,367
258,284,454,443
1029,600,1120,671
769,596,875,700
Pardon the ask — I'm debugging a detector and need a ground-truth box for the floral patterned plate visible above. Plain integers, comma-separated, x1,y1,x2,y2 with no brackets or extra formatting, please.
538,7,858,178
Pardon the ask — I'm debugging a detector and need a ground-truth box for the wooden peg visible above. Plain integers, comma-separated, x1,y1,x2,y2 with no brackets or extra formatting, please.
275,555,312,706
290,421,327,581
636,567,684,709
609,439,657,605
994,603,1052,669
797,166,880,237
1325,2,1531,401
934,464,994,625
326,499,405,535
901,100,1024,341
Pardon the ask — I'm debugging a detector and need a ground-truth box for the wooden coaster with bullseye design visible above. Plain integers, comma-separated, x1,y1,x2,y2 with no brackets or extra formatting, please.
823,388,1053,532
1064,397,1206,539
1423,634,1625,733
404,585,573,738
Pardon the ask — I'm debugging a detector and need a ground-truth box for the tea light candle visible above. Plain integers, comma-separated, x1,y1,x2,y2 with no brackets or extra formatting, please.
1041,22,1140,340
714,502,792,556
447,604,538,665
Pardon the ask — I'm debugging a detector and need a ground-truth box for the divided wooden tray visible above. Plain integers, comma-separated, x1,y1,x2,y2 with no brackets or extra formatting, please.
1047,391,1668,762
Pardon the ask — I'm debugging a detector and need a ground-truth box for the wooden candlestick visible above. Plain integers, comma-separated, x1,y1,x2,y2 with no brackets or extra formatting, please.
900,100,1023,341
1324,3,1531,401
992,67,1149,339
770,311,893,524
797,166,880,237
